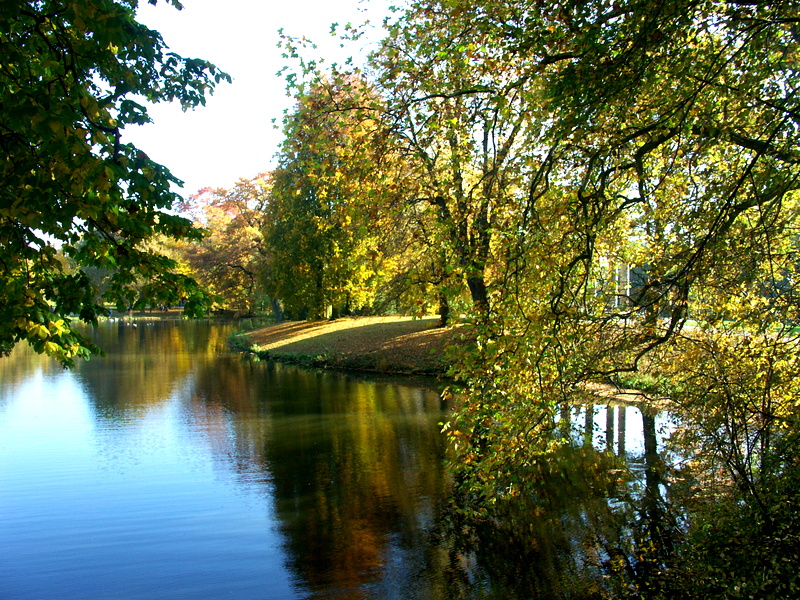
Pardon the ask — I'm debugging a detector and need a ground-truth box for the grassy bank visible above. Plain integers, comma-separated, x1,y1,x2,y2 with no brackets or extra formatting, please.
231,316,456,376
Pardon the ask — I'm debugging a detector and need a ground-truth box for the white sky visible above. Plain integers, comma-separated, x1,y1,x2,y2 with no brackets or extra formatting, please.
125,0,393,197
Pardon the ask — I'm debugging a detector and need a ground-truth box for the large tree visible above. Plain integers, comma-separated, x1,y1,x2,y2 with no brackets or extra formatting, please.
0,0,229,365
264,74,409,319
370,8,537,319
370,0,800,595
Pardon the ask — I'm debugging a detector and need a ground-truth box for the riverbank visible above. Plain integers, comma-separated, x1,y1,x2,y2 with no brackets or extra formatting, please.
231,317,660,403
233,316,457,376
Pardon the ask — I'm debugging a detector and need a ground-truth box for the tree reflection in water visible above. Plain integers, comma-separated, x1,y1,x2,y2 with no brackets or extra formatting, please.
431,403,678,600
216,362,450,599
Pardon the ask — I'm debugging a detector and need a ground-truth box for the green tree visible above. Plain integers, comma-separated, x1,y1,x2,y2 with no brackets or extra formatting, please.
264,74,407,320
370,8,539,320
0,0,229,365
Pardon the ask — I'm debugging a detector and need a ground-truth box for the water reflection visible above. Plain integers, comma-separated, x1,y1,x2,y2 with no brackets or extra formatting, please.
77,320,231,418
443,402,677,599
258,370,446,599
87,322,450,600
1,320,452,600
0,321,677,599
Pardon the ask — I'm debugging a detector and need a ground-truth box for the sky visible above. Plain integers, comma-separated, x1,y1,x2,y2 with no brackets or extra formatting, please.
125,0,393,197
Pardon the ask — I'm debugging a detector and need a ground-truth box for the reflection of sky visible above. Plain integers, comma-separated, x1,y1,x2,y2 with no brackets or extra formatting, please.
557,403,677,457
0,351,295,600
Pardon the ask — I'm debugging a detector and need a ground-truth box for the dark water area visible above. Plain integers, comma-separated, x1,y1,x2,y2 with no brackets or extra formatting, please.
0,320,674,599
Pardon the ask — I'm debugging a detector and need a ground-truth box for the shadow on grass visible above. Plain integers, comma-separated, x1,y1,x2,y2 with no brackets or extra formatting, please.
244,318,455,375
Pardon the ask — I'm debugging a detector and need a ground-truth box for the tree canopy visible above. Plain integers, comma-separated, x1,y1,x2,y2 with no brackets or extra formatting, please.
0,0,229,365
176,177,270,315
263,75,415,319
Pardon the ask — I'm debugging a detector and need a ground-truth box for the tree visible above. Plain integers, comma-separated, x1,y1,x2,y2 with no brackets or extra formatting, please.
0,0,229,365
264,74,408,319
177,177,271,315
370,7,539,320
368,0,800,595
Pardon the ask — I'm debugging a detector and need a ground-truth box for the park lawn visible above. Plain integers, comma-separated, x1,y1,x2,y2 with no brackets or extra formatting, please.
238,315,457,375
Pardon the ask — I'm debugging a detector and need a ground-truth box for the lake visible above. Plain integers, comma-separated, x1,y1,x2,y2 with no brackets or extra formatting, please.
0,320,673,599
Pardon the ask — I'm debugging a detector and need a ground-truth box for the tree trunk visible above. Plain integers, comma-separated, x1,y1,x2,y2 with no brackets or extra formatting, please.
438,291,450,327
271,299,284,323
467,275,490,317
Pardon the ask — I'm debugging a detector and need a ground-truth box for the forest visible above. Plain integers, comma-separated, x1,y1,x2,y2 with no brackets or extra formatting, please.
2,0,799,597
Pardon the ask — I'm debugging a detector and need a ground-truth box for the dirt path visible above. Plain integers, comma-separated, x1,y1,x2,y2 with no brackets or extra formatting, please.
237,316,457,375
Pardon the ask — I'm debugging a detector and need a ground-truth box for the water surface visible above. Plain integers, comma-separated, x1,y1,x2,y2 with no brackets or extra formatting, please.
0,320,673,599
0,320,446,600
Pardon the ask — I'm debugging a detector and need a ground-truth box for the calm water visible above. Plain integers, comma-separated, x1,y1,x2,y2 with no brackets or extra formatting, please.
0,321,674,600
